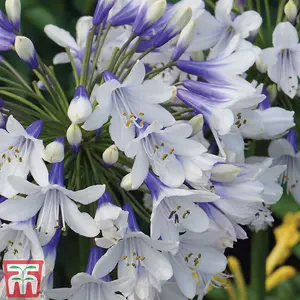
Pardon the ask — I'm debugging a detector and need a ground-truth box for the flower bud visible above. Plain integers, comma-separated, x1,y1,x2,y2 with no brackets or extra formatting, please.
284,0,297,23
67,123,82,154
211,164,241,183
154,6,192,47
120,173,134,191
0,112,6,129
68,86,92,124
172,19,196,61
5,0,21,31
189,114,204,136
267,84,278,102
256,56,268,74
43,137,65,163
93,0,116,26
102,144,119,165
15,36,38,69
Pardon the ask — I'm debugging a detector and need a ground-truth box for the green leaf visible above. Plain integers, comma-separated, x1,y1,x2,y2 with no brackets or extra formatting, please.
272,193,300,219
9,266,21,269
24,6,56,30
24,277,35,280
24,265,37,270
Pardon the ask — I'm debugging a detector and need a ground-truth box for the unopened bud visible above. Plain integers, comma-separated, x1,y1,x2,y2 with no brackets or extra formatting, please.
189,114,204,136
15,36,38,69
68,86,92,124
256,56,268,73
211,164,241,183
67,124,82,154
267,84,278,102
93,0,116,26
154,6,192,47
102,145,119,165
172,19,196,61
133,0,166,36
43,137,65,163
284,0,297,23
5,0,21,31
120,173,134,191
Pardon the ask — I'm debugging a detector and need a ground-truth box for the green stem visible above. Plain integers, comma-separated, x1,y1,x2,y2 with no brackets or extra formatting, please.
276,0,285,24
80,26,97,86
2,60,33,91
250,230,269,300
264,0,272,34
66,47,80,87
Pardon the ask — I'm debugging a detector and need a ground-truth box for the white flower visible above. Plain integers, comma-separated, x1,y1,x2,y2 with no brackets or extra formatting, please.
190,0,262,58
268,129,300,203
82,61,175,150
0,218,43,261
43,137,64,163
0,115,47,198
46,273,135,300
0,161,105,245
168,230,227,299
260,22,300,98
145,172,219,242
102,145,119,165
95,193,129,248
125,122,207,189
44,17,93,71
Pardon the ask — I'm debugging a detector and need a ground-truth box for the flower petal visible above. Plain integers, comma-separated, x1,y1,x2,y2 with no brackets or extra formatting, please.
273,22,299,49
53,52,70,64
122,60,145,86
76,16,93,47
131,151,149,189
6,115,26,136
8,175,41,195
44,24,79,50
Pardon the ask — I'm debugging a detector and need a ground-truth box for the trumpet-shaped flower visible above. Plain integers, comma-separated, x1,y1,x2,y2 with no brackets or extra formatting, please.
145,172,219,242
82,61,175,150
0,161,105,245
260,22,300,98
0,115,46,198
125,121,207,189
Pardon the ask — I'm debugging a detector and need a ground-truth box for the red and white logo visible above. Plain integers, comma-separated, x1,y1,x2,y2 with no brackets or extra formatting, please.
3,260,44,298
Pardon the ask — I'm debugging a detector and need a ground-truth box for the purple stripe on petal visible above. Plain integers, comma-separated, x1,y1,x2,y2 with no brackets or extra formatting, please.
144,171,164,201
97,191,113,207
86,246,106,275
0,11,14,32
43,228,61,257
0,112,6,129
93,0,116,26
26,120,43,138
132,3,149,36
0,196,6,203
123,203,140,232
258,88,271,110
55,136,65,145
103,70,119,82
286,129,297,153
109,1,138,26
49,161,64,186
74,85,89,100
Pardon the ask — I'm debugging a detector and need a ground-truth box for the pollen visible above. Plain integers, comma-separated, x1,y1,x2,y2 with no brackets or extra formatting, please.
162,154,168,160
129,113,135,118
170,148,175,154
122,112,127,116
126,120,133,127
8,146,13,150
139,112,145,116
139,120,145,126
122,256,127,260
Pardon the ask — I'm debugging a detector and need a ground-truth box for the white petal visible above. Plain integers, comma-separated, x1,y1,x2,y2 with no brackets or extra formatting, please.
139,239,173,280
171,256,196,299
62,184,105,205
45,287,79,300
268,138,295,158
156,159,185,188
8,175,41,194
197,248,227,274
62,196,100,237
44,24,79,50
126,79,173,104
6,115,26,136
76,16,93,48
215,0,233,25
0,130,14,152
92,243,122,278
30,148,49,187
53,52,70,64
233,11,262,38
131,151,149,189
260,48,278,67
0,194,44,222
109,110,136,151
95,237,115,248
273,22,299,49
122,60,145,86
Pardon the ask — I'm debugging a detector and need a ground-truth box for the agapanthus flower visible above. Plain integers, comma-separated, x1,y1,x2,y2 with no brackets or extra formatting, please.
0,115,46,198
268,129,300,202
145,172,219,242
44,17,93,73
191,0,262,58
93,204,178,300
0,161,105,245
82,61,174,150
260,22,300,98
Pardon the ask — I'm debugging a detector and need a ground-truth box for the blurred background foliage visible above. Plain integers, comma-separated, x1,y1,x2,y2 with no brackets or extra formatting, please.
0,0,300,299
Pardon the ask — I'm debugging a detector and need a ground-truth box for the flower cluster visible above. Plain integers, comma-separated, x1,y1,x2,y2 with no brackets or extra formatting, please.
0,0,297,299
